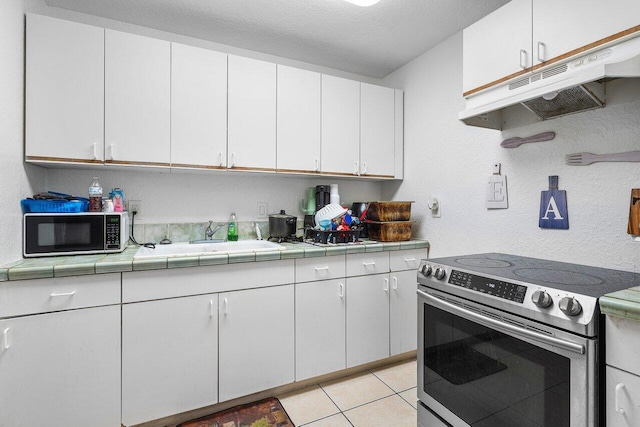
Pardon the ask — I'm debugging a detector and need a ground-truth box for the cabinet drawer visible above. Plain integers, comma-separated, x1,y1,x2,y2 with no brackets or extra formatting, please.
390,249,427,272
123,259,294,302
0,273,120,318
346,252,390,277
606,315,640,375
295,255,345,283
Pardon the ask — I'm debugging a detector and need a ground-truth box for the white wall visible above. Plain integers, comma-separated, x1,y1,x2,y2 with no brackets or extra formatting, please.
383,32,640,272
0,0,47,265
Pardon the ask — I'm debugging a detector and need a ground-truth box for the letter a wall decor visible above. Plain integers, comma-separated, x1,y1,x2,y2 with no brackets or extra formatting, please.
539,175,569,229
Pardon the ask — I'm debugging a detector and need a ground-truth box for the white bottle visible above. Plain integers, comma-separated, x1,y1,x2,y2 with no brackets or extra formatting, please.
89,177,103,212
330,184,340,205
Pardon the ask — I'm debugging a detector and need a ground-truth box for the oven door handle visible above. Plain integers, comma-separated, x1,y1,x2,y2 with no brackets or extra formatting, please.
418,290,585,355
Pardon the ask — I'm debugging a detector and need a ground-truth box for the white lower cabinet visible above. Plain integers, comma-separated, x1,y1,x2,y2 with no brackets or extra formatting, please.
346,273,391,367
0,306,120,426
390,269,418,355
606,366,640,426
295,279,346,380
218,284,295,402
122,294,219,426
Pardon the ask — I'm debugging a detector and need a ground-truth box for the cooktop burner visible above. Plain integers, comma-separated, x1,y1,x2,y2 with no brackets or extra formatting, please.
454,257,513,268
514,268,604,286
431,253,640,298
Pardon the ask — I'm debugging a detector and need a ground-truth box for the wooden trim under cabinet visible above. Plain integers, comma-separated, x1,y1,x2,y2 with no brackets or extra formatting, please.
25,156,104,165
106,160,171,168
463,24,640,98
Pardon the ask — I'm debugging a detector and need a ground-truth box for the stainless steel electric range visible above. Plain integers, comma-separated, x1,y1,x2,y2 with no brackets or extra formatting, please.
416,253,640,427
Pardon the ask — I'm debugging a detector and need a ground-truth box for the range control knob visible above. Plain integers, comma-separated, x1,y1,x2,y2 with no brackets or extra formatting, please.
434,267,446,280
559,296,582,316
531,290,553,308
420,264,433,277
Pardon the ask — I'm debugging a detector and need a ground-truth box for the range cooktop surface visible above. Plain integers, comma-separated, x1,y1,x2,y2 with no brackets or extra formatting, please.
429,252,640,298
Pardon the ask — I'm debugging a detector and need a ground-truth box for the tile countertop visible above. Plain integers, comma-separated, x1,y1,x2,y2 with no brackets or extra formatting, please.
0,239,429,282
600,287,640,322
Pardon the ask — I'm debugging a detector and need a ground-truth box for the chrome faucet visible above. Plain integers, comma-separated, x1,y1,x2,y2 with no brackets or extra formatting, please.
254,222,263,240
205,221,223,240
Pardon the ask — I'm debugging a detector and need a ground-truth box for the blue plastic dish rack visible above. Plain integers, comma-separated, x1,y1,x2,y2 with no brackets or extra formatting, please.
21,192,89,213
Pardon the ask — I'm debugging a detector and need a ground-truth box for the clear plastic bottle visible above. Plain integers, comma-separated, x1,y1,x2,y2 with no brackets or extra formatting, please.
89,177,103,212
227,213,238,241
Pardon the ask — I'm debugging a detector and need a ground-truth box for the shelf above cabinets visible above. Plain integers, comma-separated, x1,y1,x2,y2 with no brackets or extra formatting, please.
25,14,404,181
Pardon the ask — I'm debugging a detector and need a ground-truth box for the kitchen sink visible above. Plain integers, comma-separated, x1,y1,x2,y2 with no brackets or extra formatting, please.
133,240,286,259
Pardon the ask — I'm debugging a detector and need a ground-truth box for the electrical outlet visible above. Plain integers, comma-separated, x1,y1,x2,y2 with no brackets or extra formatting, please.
257,202,268,219
129,200,142,217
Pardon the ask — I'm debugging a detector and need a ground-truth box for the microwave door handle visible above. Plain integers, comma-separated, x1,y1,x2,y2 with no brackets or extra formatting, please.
417,290,585,355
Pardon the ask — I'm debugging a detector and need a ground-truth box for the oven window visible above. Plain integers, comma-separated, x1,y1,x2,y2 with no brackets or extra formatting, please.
423,304,570,427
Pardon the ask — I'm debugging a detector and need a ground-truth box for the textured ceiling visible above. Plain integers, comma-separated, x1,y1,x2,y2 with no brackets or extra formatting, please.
44,0,510,78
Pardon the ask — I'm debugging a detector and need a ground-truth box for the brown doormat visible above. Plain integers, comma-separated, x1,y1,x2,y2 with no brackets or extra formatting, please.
178,397,294,427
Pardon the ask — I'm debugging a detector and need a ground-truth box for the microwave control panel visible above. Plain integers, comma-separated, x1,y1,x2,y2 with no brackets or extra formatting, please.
105,214,122,249
448,269,527,303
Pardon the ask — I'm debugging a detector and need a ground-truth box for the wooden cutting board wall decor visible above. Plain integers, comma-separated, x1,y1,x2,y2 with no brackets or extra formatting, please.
627,189,640,235
539,175,569,229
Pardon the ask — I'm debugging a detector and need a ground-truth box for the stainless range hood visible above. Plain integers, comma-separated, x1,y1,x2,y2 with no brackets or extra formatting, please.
460,35,640,130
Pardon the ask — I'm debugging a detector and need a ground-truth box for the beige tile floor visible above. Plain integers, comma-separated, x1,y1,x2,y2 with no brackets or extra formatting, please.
279,359,417,427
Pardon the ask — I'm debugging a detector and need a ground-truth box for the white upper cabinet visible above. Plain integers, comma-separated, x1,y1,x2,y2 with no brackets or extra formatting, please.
25,16,403,179
462,0,532,95
105,30,171,166
228,55,277,171
25,14,105,164
277,65,321,174
171,43,227,169
463,0,640,95
532,0,640,66
360,83,395,178
321,75,361,176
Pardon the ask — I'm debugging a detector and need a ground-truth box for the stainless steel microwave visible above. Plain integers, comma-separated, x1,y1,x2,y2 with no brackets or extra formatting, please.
23,212,128,257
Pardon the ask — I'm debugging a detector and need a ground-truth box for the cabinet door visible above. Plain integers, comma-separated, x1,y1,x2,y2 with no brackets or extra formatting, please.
219,285,294,401
462,0,532,94
606,366,640,427
390,270,417,355
533,0,640,66
321,75,360,176
360,83,395,178
0,307,120,426
122,295,218,426
277,65,321,173
25,14,104,163
228,55,277,171
346,274,390,367
105,30,170,166
171,43,227,169
295,279,346,381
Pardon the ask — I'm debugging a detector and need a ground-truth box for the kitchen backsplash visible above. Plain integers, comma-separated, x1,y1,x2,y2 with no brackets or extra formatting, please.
131,220,309,245
133,220,266,245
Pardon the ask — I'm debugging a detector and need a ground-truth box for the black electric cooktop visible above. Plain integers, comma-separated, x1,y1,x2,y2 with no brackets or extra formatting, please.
428,253,640,298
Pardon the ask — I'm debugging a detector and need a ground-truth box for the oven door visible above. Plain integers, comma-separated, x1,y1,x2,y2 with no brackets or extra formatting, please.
417,287,597,427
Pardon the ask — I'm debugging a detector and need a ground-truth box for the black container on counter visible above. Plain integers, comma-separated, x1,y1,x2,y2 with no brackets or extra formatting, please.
315,185,331,212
